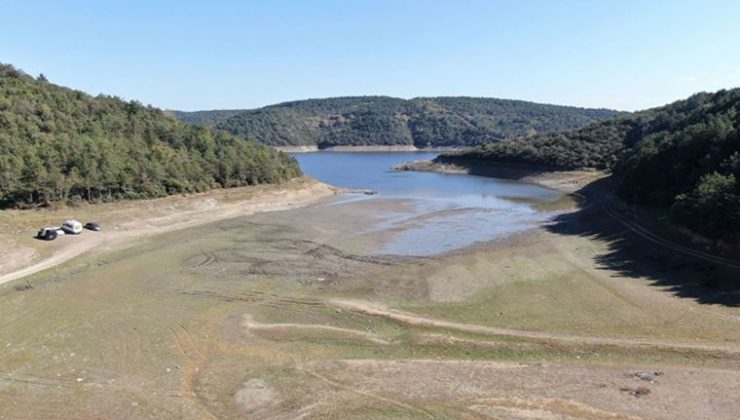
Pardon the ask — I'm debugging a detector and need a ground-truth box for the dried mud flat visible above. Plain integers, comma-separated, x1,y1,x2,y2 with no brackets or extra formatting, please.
181,238,409,286
1,174,739,419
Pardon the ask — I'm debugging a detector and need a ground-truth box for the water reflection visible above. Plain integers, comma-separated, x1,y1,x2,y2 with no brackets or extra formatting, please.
294,152,566,256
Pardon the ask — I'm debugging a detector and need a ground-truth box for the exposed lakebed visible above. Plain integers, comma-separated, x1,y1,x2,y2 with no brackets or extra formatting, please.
294,152,573,256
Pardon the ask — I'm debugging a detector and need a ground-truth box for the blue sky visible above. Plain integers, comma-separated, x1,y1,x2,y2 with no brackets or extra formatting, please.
2,0,739,111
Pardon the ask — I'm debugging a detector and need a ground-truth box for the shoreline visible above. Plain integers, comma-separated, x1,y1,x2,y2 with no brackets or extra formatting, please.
0,177,338,286
397,160,740,267
394,159,607,194
274,145,465,153
3,157,739,419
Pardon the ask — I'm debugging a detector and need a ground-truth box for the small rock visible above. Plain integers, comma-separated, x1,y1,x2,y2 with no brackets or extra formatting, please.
633,386,651,396
625,370,663,383
620,386,651,397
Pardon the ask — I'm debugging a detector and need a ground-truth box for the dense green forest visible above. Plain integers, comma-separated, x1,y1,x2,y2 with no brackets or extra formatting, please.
168,109,243,126
439,89,740,243
175,96,622,148
0,64,301,208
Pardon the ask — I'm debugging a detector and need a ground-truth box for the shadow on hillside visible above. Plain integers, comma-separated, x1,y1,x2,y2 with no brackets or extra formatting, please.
429,158,740,306
545,177,740,307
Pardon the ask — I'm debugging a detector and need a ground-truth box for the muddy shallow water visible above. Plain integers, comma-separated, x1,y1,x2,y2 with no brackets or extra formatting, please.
295,152,571,256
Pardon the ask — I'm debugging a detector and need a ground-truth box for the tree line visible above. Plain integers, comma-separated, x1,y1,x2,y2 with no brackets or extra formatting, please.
439,89,740,244
0,63,301,208
174,96,623,148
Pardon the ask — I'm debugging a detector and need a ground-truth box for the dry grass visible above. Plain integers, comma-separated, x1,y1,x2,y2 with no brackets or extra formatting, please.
0,172,739,419
0,177,336,283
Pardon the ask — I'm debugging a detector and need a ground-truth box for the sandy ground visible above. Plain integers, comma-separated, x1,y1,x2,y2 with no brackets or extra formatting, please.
1,171,739,419
0,177,336,286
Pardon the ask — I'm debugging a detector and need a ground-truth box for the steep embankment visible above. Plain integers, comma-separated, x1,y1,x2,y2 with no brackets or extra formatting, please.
174,96,622,148
438,89,740,245
0,63,301,208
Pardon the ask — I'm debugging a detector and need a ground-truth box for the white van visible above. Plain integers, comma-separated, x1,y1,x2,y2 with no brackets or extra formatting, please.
61,220,83,235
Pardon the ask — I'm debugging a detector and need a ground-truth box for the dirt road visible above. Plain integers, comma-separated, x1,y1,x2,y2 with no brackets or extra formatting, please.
0,178,336,286
331,299,740,357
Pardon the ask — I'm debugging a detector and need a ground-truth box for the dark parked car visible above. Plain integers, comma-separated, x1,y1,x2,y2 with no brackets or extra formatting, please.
84,222,101,231
36,228,58,241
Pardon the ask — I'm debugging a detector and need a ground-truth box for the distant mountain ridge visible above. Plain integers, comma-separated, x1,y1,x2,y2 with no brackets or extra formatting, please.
173,96,623,148
169,109,244,126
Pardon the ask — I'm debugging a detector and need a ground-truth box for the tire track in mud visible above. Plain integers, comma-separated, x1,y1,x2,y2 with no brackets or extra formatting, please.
330,299,740,358
181,290,325,308
182,252,217,269
140,308,220,420
2,287,157,408
242,314,390,345
103,287,217,419
289,355,437,418
466,396,640,420
166,324,217,420
183,288,740,360
180,238,420,285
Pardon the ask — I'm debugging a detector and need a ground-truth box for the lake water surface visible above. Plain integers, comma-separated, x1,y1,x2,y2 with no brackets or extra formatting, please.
294,152,565,256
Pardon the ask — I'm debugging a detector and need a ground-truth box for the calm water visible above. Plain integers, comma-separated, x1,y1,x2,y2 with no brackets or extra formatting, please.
294,152,564,256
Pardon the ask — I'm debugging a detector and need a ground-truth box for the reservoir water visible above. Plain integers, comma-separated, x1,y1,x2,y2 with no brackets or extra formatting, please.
293,152,566,256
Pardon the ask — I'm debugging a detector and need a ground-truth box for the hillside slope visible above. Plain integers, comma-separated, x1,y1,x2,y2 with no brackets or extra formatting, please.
439,89,740,243
175,96,622,148
0,64,301,208
168,109,243,126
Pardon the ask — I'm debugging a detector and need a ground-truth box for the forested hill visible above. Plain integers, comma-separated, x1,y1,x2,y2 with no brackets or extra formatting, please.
174,96,623,148
438,89,740,243
168,109,243,126
0,64,301,208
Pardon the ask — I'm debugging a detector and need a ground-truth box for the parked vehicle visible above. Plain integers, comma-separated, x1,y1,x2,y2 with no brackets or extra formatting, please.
61,220,83,235
36,228,58,241
84,222,101,231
